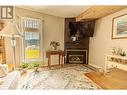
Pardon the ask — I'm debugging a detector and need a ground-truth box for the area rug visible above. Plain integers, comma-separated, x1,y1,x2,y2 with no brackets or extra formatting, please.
21,64,99,90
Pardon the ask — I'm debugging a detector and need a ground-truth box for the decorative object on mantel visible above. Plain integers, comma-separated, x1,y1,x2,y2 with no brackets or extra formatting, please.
111,47,126,56
112,14,127,39
117,48,123,55
112,47,117,55
50,41,60,50
120,51,126,56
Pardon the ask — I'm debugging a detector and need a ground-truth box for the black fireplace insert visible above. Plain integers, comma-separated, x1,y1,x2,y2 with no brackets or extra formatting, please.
65,49,88,64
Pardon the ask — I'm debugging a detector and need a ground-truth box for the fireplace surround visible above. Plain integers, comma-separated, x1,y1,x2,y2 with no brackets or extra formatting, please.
65,49,88,64
64,18,90,64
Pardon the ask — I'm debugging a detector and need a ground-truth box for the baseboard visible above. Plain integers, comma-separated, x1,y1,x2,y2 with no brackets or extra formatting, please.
88,63,101,71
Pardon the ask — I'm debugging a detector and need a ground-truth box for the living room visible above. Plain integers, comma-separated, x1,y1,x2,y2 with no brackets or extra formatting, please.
0,4,127,92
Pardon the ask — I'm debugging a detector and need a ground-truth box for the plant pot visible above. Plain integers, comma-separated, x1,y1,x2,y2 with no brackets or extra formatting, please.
34,67,39,72
21,68,27,75
54,46,57,50
52,46,57,50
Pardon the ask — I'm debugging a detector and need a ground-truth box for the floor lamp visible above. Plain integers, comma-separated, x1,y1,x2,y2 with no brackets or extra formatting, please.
0,21,20,70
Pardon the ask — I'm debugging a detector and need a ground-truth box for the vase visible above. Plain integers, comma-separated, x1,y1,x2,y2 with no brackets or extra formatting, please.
52,46,57,50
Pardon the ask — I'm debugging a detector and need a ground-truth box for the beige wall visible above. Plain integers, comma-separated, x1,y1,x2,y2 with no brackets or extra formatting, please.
89,8,127,69
5,7,64,66
43,14,64,65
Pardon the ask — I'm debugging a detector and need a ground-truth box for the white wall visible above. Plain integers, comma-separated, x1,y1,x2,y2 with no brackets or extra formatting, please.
5,7,64,66
89,8,127,69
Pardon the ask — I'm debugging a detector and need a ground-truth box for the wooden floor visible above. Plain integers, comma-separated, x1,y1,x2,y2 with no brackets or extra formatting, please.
85,68,127,89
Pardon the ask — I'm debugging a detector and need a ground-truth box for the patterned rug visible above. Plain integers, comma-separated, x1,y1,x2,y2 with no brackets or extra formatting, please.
21,64,99,90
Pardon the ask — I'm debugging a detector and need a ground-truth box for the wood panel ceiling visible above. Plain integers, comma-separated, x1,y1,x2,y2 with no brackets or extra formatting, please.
76,6,127,21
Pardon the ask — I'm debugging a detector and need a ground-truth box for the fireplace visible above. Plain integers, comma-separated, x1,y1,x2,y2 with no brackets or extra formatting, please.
64,18,90,64
69,55,84,63
65,49,88,64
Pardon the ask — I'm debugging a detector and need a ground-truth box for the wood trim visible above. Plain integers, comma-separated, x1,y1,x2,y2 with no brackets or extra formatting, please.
0,22,6,64
112,13,127,39
76,6,127,21
0,21,4,31
0,37,6,64
112,16,114,39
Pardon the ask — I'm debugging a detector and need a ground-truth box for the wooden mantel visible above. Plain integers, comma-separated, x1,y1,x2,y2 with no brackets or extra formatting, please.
76,6,127,21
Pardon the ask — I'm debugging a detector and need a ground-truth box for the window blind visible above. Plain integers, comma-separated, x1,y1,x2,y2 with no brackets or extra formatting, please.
23,18,40,32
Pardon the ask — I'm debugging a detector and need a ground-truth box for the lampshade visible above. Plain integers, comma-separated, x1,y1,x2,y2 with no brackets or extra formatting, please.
0,21,20,38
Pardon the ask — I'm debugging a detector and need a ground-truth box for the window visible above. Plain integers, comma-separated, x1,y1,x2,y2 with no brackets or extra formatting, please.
25,32,40,59
21,17,42,62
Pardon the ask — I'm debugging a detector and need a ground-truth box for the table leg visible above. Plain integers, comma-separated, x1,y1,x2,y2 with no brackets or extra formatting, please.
61,56,63,67
48,55,51,69
59,55,60,65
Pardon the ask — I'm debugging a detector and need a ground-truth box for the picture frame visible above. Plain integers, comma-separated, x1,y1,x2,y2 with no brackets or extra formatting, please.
112,14,127,39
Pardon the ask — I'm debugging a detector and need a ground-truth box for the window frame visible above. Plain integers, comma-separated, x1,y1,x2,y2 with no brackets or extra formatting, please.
21,17,43,63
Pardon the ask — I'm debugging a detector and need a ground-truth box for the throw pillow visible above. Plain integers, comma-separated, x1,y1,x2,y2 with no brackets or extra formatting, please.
1,64,9,74
0,64,6,78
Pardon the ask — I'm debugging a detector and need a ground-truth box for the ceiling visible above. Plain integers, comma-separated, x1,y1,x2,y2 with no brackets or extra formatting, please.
76,6,127,21
18,6,90,18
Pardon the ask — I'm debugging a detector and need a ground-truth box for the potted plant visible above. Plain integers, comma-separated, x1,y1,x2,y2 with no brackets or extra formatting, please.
112,47,116,55
33,62,40,72
120,51,126,56
50,41,60,50
20,62,29,74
